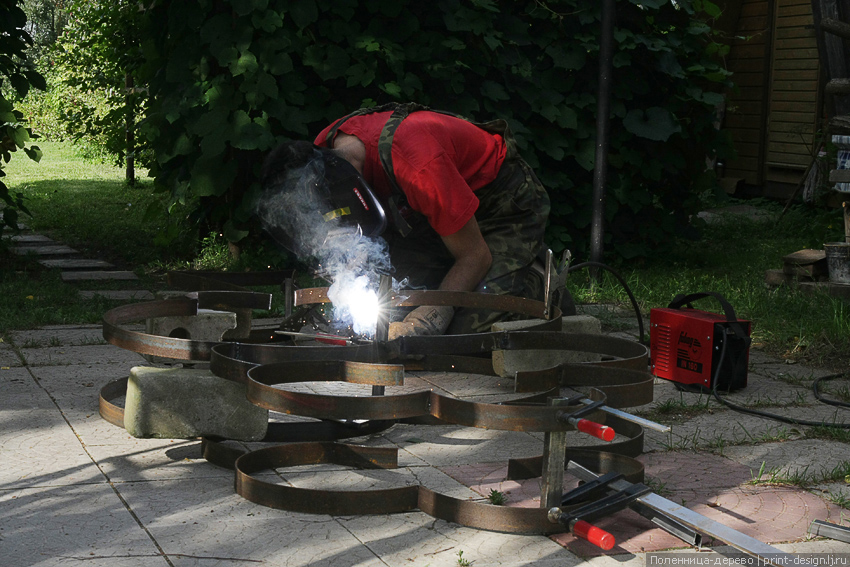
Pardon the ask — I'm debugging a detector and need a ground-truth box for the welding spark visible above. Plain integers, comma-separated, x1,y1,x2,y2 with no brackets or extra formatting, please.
327,273,381,337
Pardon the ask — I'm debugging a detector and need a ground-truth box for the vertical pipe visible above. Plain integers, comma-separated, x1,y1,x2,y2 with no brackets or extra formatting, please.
589,0,616,274
372,274,392,395
540,397,570,509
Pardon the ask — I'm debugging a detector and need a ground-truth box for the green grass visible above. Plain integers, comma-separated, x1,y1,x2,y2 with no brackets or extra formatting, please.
567,201,850,370
3,141,194,267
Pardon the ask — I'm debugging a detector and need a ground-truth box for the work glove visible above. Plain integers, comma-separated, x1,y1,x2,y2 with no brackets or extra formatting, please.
388,305,455,340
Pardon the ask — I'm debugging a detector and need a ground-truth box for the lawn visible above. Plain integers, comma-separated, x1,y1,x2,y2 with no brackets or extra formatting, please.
2,141,849,372
2,141,189,267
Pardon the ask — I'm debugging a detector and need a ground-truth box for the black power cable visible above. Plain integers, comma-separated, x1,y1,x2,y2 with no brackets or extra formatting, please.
564,259,850,427
566,261,646,346
710,329,850,428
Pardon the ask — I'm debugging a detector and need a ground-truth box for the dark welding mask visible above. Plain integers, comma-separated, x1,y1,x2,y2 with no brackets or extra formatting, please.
257,143,387,258
317,147,387,238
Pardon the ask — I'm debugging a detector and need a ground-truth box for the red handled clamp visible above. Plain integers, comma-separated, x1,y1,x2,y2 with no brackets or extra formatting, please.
557,397,615,441
549,480,652,549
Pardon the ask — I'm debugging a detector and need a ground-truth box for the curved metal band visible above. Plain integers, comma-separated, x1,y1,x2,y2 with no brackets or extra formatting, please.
230,441,645,534
102,292,272,361
294,288,556,320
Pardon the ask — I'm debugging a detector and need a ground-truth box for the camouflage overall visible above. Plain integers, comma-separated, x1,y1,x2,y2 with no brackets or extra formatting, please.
326,103,550,334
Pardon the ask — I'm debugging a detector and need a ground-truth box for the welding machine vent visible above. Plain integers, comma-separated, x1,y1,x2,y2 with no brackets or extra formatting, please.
650,292,751,393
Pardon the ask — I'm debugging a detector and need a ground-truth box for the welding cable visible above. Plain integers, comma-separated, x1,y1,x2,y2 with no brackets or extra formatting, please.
709,332,850,428
567,261,646,346
813,373,850,409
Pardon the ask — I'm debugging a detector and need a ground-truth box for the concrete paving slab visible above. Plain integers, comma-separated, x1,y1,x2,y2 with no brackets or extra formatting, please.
337,512,577,567
9,325,106,347
12,244,79,256
413,370,516,399
6,321,850,565
17,343,147,367
39,258,114,270
0,366,40,399
0,372,57,415
62,270,139,281
84,439,234,483
5,233,54,244
0,483,167,567
115,479,388,567
0,342,24,367
655,404,850,453
722,439,850,481
0,407,104,489
26,363,124,398
380,422,544,467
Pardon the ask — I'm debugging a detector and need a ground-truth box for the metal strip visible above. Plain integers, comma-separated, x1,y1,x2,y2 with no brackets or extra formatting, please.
567,461,814,566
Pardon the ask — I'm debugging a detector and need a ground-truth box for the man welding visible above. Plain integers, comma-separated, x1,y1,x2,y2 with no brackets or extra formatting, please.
259,103,550,339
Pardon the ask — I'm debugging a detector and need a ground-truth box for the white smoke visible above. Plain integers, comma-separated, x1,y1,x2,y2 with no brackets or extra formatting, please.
254,154,393,338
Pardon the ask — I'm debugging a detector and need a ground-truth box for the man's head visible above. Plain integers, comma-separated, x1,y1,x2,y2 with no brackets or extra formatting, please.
256,141,386,257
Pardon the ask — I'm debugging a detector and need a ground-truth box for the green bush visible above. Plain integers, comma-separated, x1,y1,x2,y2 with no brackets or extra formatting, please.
1,0,45,234
138,0,733,260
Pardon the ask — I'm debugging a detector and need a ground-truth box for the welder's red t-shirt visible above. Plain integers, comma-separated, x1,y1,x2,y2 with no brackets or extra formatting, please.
314,111,506,236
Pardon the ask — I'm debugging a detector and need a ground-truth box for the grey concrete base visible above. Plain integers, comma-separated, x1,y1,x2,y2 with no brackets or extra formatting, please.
492,315,602,377
144,300,237,362
124,366,268,440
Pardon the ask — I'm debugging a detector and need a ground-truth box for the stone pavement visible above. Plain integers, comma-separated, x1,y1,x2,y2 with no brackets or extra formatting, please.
6,227,153,300
3,310,850,567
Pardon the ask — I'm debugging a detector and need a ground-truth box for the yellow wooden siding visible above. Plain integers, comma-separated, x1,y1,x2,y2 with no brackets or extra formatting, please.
765,0,821,180
724,0,770,185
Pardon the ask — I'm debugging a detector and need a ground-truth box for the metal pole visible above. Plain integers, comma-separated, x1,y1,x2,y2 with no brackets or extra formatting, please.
540,397,571,509
372,274,392,395
589,0,615,276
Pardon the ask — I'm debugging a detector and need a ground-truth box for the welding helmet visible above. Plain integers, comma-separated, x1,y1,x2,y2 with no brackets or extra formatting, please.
257,141,387,257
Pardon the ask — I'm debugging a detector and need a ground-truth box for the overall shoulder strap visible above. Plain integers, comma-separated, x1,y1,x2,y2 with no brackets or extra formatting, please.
377,104,467,236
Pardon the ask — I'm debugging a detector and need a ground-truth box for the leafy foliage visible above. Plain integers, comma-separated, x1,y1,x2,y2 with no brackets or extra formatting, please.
1,0,45,234
48,0,147,172
138,0,733,260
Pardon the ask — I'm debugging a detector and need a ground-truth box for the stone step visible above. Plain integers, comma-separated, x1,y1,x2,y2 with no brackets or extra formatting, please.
12,244,79,256
79,289,153,301
40,258,115,270
61,270,138,282
6,234,53,244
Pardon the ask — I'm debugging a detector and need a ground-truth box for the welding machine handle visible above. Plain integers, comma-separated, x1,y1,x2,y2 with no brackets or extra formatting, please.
667,292,750,344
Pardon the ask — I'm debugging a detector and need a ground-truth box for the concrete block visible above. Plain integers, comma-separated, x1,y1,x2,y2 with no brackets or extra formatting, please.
492,315,602,377
124,365,268,440
146,290,251,346
145,292,237,362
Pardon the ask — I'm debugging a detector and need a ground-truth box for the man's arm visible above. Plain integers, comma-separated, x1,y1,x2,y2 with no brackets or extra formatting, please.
438,215,492,291
387,215,491,339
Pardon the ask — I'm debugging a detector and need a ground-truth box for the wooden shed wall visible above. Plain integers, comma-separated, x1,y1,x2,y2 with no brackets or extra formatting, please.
724,0,772,186
722,0,823,193
764,0,821,188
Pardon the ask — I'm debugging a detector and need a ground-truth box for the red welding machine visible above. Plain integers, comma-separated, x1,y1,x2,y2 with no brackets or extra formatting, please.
650,292,752,393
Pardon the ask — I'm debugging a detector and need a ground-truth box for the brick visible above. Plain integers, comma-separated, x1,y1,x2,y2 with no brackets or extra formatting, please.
124,365,268,440
491,315,602,377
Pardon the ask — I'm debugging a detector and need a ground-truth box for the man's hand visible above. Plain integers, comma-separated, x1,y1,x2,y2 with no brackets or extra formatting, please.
388,305,455,340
